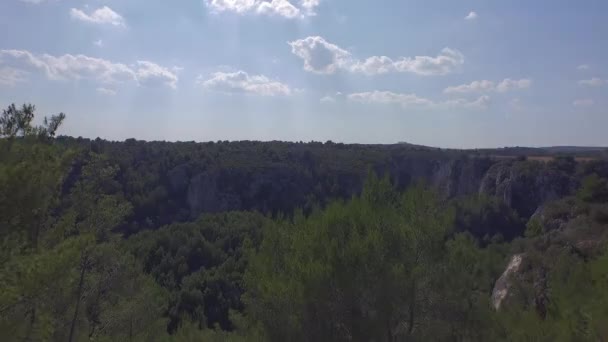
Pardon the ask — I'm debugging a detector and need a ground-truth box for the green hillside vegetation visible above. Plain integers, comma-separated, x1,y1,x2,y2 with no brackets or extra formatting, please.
2,104,608,341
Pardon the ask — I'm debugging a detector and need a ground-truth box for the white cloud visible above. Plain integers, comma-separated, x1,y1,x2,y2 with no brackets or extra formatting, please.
578,77,606,87
0,67,28,86
347,90,489,110
257,0,300,18
444,78,531,94
289,36,464,76
495,78,532,93
300,0,320,15
350,56,396,75
573,99,594,107
288,36,351,74
199,70,291,96
135,61,178,89
319,95,336,103
348,91,434,107
0,49,134,83
0,49,178,89
577,64,590,71
465,11,478,20
93,39,103,47
96,87,116,95
444,80,495,94
391,48,465,76
205,0,320,18
70,6,125,26
443,95,490,109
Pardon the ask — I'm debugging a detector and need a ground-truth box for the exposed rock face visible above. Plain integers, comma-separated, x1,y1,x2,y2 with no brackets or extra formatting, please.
479,161,574,218
432,158,494,198
492,254,525,310
186,166,314,218
176,156,577,221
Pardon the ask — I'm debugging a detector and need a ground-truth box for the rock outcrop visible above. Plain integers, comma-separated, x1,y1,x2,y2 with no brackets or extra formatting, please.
491,254,525,310
479,161,574,218
170,155,578,222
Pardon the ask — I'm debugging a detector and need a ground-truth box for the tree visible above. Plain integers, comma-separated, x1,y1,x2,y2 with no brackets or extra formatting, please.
245,175,457,341
0,103,65,139
578,174,608,203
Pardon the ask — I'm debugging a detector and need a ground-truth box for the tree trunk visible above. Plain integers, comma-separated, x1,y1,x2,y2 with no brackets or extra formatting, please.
408,278,416,335
68,256,88,342
24,307,36,342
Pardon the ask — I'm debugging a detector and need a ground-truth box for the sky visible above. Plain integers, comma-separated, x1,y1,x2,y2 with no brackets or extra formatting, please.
1,0,607,148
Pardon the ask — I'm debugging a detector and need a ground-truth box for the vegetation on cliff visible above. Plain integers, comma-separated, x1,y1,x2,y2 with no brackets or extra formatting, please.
2,104,608,341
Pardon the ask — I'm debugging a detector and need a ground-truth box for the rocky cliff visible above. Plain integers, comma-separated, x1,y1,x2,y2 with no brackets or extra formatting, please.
173,155,577,221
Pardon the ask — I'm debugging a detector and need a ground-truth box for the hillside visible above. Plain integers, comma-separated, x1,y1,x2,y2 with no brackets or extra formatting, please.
53,137,605,235
2,107,608,340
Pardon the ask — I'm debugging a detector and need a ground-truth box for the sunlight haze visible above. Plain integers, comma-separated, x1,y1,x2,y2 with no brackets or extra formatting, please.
1,0,607,147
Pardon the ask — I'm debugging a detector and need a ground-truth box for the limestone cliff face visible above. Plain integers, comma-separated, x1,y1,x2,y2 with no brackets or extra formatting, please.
478,161,575,218
491,254,525,310
184,166,314,217
174,157,576,220
431,158,494,199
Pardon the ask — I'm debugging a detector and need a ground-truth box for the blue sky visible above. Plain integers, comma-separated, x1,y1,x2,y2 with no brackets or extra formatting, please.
1,0,607,148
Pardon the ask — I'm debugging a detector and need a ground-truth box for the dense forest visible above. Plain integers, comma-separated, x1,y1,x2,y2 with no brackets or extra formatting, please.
2,103,608,341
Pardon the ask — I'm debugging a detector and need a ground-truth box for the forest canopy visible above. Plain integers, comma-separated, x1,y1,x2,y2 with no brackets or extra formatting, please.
1,104,608,341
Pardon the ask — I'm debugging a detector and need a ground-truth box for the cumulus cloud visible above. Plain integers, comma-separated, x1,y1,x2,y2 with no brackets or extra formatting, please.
319,95,336,103
289,36,464,76
300,0,320,15
257,0,300,18
70,6,125,26
577,64,590,71
578,78,606,87
350,56,399,75
444,78,531,94
96,87,117,95
391,48,464,76
443,95,490,109
198,70,291,96
573,99,594,107
444,80,495,94
94,40,103,47
0,67,28,86
0,49,178,89
465,11,478,20
347,90,489,110
205,0,320,18
135,61,178,89
496,78,532,93
288,36,351,74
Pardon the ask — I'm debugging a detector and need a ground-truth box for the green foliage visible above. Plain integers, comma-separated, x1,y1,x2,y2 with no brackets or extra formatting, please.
454,194,526,242
0,108,166,341
4,103,608,340
525,218,544,238
127,212,270,332
0,103,65,139
578,174,608,203
245,175,502,341
494,249,608,341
